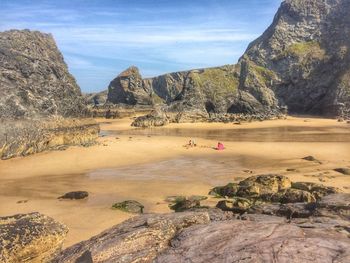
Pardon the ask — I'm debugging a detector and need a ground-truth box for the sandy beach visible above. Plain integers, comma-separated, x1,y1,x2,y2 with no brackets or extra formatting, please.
0,116,349,247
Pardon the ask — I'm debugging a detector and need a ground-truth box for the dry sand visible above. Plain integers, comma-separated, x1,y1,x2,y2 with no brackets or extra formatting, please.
0,116,349,247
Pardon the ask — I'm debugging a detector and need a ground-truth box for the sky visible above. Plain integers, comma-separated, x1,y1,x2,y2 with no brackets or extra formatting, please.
0,0,282,93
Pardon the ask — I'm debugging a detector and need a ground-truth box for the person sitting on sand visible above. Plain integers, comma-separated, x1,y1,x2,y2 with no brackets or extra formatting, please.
216,142,225,151
188,139,193,147
192,138,197,147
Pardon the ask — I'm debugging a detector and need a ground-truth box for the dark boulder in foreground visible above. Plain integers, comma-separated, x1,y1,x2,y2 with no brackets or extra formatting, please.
58,191,89,200
112,200,144,214
0,212,68,263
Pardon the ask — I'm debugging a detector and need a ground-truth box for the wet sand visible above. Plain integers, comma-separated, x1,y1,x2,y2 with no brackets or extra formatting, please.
0,116,350,247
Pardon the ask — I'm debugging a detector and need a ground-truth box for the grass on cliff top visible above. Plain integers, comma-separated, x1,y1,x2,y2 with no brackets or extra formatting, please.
277,41,326,60
191,65,240,96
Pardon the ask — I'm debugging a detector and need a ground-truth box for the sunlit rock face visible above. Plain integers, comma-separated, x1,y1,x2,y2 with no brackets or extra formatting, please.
240,0,350,116
0,29,88,120
106,0,350,120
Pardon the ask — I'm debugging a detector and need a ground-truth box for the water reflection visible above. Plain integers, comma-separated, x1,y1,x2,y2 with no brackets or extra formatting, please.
102,125,350,142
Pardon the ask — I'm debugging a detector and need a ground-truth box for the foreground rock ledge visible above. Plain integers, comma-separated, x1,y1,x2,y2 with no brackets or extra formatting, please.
0,212,68,263
0,118,99,160
55,194,350,263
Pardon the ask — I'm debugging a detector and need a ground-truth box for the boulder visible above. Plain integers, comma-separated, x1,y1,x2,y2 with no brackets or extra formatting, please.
112,200,144,214
208,183,239,198
291,182,342,199
302,156,322,164
237,174,291,198
131,107,169,127
334,168,350,175
277,188,316,204
58,191,89,200
216,197,252,213
0,212,68,263
168,197,205,212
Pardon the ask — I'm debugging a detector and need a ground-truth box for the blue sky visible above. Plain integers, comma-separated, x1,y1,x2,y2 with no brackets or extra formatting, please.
0,0,281,93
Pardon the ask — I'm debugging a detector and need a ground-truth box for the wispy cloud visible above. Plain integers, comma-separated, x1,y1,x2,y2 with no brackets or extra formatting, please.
0,0,281,92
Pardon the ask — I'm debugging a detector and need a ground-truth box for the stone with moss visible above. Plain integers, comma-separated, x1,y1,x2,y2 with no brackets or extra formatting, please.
112,200,144,214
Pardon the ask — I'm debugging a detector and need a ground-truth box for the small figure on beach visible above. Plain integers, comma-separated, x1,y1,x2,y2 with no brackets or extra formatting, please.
216,142,225,151
185,139,197,148
192,138,197,147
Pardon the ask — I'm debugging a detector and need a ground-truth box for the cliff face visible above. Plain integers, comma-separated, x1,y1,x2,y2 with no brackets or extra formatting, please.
107,65,253,117
240,0,350,116
105,0,350,121
0,30,88,119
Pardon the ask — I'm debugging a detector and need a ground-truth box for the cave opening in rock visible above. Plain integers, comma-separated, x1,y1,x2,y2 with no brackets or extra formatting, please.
205,101,215,113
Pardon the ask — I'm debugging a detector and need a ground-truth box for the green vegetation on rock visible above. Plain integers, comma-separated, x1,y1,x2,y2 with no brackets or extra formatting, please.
277,41,326,60
190,66,240,103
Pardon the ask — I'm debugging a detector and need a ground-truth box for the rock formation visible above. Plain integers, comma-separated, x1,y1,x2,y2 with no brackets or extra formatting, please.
0,117,99,160
0,30,88,119
240,0,350,117
0,212,68,263
103,0,350,125
107,66,153,105
84,90,108,106
0,30,99,159
55,192,350,262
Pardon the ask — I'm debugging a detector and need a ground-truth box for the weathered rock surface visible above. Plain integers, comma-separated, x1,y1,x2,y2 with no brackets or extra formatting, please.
107,66,153,106
54,212,210,262
156,219,350,263
240,0,350,117
0,212,68,263
113,66,283,126
209,182,239,197
112,200,144,214
0,30,88,119
0,118,99,160
55,199,350,263
0,29,100,159
58,191,89,200
167,196,208,212
213,174,342,213
84,90,108,106
103,0,350,124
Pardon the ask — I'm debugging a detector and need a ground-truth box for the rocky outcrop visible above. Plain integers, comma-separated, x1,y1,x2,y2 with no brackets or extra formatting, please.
107,66,153,105
240,0,350,117
211,174,342,213
55,192,350,262
0,212,68,263
103,0,350,125
111,65,284,126
84,90,108,106
0,30,88,119
0,118,99,160
54,212,211,262
0,29,100,159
